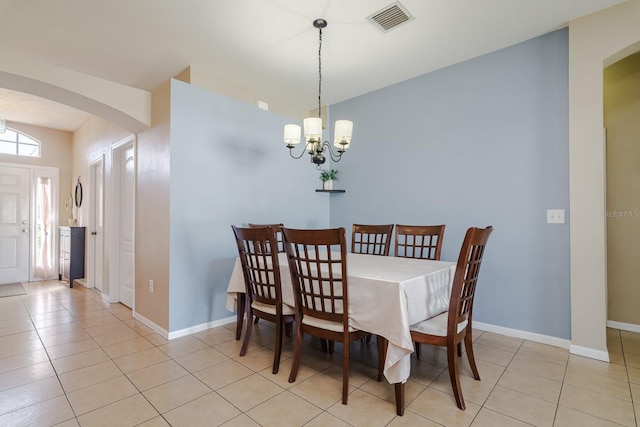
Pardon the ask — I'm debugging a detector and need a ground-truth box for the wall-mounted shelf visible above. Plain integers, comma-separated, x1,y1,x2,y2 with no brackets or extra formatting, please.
315,189,346,193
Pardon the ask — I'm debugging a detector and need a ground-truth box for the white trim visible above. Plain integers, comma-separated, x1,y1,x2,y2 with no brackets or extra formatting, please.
74,278,92,289
607,320,640,333
473,321,571,349
131,312,236,341
132,311,170,339
569,344,610,362
166,316,237,341
101,291,118,304
475,321,611,363
87,155,105,292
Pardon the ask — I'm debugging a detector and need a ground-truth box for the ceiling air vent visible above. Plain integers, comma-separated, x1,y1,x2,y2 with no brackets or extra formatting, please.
367,1,414,33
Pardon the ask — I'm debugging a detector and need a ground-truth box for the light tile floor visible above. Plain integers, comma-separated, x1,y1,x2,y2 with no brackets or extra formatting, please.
0,280,638,426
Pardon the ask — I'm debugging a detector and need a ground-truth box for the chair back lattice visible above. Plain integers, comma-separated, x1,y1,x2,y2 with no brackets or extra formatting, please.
448,226,493,333
395,224,446,260
248,223,285,253
351,224,394,256
232,225,284,309
282,227,349,326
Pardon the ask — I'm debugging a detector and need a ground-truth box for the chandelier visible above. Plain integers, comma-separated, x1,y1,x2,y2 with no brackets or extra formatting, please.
284,19,353,167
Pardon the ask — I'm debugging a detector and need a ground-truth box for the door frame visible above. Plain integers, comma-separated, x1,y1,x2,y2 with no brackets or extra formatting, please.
87,155,105,291
1,162,59,282
108,135,136,307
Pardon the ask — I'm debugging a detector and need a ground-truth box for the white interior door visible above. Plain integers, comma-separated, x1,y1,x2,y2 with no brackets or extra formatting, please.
0,166,30,284
118,144,135,307
90,158,105,291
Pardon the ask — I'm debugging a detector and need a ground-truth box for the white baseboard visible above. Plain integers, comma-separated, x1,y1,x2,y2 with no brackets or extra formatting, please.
166,316,236,340
474,321,613,363
569,344,610,362
473,321,571,349
132,312,236,341
101,292,118,304
132,311,170,339
607,320,640,333
74,279,93,289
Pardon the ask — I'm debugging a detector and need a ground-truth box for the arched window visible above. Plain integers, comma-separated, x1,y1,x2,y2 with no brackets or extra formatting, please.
0,128,41,157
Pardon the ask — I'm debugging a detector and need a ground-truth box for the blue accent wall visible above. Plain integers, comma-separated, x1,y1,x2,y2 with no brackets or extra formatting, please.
164,29,570,339
168,80,328,331
329,29,570,338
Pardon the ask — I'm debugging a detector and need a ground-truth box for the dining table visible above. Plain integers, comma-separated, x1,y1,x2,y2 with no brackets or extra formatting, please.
225,252,456,415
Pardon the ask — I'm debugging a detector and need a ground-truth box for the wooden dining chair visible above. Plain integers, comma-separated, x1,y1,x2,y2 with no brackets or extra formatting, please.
351,223,395,343
282,227,372,405
248,223,285,326
248,223,285,253
403,226,493,411
394,224,446,260
231,225,294,374
351,224,394,256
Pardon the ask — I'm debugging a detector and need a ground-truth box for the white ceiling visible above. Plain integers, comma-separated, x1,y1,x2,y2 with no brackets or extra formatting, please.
0,0,626,132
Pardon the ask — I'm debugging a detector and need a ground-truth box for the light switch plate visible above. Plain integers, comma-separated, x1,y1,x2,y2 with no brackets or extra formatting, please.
547,209,565,224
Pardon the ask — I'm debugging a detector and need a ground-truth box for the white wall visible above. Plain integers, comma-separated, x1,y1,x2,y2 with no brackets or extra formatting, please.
569,0,640,359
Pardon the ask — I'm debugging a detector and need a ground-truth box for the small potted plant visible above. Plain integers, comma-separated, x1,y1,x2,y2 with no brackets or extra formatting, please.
65,192,76,226
320,169,338,190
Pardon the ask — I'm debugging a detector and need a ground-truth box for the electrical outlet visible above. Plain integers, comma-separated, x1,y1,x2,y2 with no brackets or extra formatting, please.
547,209,565,224
149,279,154,293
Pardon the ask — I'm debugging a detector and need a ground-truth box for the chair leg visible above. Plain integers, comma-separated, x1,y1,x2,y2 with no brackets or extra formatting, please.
415,342,421,359
329,340,335,354
285,322,293,338
457,342,462,357
447,342,465,410
235,293,245,340
376,335,388,382
272,318,283,374
464,332,480,380
239,308,253,357
254,317,259,324
288,322,304,383
342,339,350,405
395,382,405,416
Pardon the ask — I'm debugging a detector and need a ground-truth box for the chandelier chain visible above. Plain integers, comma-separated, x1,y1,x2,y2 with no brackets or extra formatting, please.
317,27,322,119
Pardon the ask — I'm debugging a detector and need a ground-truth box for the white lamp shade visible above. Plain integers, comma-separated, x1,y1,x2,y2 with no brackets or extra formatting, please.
284,124,301,145
333,120,353,149
303,117,322,141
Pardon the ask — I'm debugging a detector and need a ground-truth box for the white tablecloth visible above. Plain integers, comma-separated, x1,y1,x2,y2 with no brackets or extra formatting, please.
225,252,456,384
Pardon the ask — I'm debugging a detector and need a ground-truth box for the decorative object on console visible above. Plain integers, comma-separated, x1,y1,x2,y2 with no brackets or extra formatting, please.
283,19,353,167
75,177,83,207
65,192,76,226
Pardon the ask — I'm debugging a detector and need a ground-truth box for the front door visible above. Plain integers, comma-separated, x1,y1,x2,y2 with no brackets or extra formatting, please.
0,165,30,283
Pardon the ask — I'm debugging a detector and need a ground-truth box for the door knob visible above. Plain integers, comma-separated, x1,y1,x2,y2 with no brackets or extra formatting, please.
22,229,28,233
91,231,97,235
